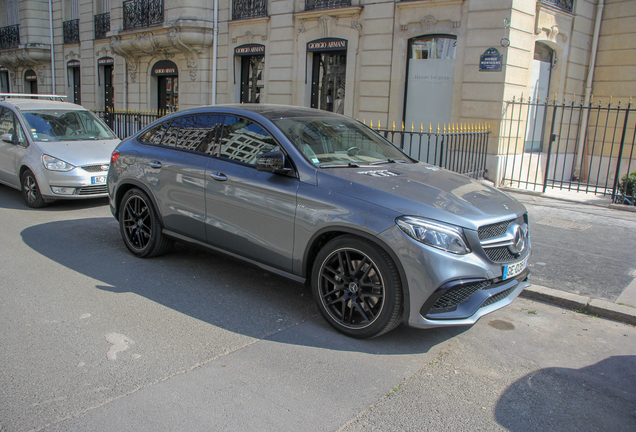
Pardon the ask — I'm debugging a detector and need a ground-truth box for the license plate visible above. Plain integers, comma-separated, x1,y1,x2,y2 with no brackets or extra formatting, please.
91,175,107,184
503,257,528,280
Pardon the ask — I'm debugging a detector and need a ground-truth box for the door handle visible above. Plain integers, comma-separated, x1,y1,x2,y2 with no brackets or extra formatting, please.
149,161,162,169
210,172,227,181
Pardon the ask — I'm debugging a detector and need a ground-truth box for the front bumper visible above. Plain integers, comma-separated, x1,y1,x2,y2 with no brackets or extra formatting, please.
35,166,109,200
378,225,530,329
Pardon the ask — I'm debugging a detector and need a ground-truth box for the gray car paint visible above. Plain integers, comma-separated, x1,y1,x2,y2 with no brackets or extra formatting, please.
109,104,530,330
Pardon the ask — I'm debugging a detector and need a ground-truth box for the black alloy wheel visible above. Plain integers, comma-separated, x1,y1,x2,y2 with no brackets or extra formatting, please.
119,188,174,258
312,235,403,338
20,170,47,208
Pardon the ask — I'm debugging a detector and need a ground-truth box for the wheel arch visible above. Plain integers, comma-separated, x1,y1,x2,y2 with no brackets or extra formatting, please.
301,227,410,304
113,180,165,227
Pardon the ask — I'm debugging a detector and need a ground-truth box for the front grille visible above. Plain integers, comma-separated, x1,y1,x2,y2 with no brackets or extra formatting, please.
478,219,513,240
484,246,518,263
431,281,492,310
82,164,109,173
77,185,108,195
481,287,514,308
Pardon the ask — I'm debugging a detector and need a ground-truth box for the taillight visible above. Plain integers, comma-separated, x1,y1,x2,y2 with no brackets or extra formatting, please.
111,150,120,164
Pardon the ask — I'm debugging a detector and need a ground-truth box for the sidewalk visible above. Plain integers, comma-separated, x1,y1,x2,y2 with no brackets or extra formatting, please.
500,186,636,326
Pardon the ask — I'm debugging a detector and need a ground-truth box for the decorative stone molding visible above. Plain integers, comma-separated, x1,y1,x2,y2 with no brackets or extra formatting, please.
318,14,338,38
535,1,572,43
295,6,363,39
65,51,80,60
397,0,462,33
95,47,111,58
168,27,199,80
422,16,437,33
0,45,50,72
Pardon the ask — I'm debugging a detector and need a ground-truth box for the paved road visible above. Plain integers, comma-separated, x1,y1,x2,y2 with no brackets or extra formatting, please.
0,185,635,431
511,192,636,303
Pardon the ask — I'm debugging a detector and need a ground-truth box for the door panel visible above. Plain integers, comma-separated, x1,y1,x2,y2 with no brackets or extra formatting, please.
204,158,298,271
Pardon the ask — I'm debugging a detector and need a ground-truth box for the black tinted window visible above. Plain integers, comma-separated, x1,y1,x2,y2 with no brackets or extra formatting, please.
220,117,279,165
161,119,180,148
139,122,170,145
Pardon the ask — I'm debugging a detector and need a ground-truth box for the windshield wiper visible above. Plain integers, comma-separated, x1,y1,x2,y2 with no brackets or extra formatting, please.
369,159,406,165
319,162,361,168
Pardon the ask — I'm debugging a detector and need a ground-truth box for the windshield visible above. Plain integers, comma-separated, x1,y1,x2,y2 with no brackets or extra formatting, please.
272,116,411,167
21,109,117,142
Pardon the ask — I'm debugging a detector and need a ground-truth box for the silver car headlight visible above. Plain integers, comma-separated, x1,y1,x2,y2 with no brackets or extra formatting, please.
396,216,471,255
43,155,75,171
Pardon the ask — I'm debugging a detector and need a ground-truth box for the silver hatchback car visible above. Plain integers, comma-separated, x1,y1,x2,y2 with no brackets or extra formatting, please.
108,104,531,338
0,94,120,208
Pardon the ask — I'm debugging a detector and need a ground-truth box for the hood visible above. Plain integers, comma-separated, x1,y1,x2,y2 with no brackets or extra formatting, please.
316,163,526,231
33,139,121,166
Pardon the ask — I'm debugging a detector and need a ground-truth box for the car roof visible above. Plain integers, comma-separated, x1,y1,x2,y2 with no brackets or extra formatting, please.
178,104,345,121
0,99,87,111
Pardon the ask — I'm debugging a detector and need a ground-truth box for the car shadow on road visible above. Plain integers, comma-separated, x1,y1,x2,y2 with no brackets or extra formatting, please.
495,355,636,431
20,216,468,355
0,184,109,211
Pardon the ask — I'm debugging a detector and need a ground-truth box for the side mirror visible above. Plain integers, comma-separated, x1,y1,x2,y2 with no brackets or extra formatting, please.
257,152,293,176
1,133,14,144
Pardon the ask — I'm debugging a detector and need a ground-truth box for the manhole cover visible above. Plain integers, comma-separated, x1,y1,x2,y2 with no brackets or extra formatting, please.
536,217,592,231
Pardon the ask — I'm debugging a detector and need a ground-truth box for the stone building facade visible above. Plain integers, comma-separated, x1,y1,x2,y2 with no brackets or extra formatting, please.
0,0,633,173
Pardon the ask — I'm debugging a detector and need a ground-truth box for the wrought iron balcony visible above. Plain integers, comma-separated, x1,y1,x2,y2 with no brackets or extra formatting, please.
94,13,110,40
123,0,164,30
0,24,20,49
232,0,267,20
63,19,80,44
540,0,573,13
305,0,351,11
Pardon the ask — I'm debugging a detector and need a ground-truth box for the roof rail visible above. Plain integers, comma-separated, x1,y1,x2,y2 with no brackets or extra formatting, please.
0,93,68,102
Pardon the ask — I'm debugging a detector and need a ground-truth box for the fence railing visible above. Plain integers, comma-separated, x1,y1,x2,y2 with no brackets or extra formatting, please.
305,0,351,11
123,0,164,30
92,108,174,139
376,122,491,179
63,19,80,44
232,0,268,20
498,96,636,205
0,24,20,49
94,12,110,40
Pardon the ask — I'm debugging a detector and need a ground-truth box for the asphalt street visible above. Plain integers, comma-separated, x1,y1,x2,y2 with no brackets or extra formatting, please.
0,184,635,431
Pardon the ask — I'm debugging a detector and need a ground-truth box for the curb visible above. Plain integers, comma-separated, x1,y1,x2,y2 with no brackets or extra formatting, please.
500,187,636,213
520,285,636,326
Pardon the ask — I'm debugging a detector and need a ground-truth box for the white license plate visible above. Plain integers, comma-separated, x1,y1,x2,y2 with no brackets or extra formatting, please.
503,257,528,280
91,175,107,184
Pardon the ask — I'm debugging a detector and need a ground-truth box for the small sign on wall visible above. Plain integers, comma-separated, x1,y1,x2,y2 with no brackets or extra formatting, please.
480,48,502,72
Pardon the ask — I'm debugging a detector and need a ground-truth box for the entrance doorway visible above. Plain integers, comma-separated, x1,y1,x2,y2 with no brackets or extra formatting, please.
310,51,346,113
525,42,554,152
25,69,38,94
152,60,179,112
0,68,9,93
240,55,264,103
98,57,114,109
404,35,456,132
68,61,81,104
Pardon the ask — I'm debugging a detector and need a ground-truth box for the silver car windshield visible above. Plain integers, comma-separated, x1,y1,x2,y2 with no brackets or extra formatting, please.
21,109,117,142
272,116,411,167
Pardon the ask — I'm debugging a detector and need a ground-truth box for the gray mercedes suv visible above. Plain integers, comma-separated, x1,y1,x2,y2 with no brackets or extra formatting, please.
107,104,530,338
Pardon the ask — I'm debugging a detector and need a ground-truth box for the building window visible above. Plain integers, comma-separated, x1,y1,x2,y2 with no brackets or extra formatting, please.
123,0,164,30
0,24,20,49
94,13,110,40
232,0,268,21
540,0,573,13
305,0,351,12
308,38,348,113
24,69,38,94
63,19,79,44
152,60,178,111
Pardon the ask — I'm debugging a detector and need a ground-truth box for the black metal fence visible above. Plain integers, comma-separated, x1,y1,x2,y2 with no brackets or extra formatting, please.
0,24,20,49
93,108,173,139
63,19,80,44
232,0,268,20
499,96,636,205
123,0,164,30
378,124,491,179
94,12,110,40
305,0,351,11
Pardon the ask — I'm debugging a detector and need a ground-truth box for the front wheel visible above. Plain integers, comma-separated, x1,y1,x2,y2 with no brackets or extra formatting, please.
21,170,47,208
119,188,174,258
311,235,403,338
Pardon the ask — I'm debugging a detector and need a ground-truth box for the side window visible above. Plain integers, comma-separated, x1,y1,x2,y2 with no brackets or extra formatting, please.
0,109,26,145
174,114,224,154
139,121,170,145
220,116,280,165
161,118,181,148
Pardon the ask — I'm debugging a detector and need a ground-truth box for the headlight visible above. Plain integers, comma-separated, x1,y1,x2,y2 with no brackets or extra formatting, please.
43,155,75,171
396,216,471,255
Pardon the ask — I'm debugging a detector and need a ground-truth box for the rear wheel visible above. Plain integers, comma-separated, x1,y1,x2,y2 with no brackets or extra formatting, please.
312,235,403,338
20,170,47,208
119,188,174,258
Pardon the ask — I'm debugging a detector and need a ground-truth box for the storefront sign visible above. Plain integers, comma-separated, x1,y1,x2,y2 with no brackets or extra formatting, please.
234,44,265,56
480,48,502,72
25,70,37,81
151,60,178,76
67,60,81,68
0,67,8,72
98,57,114,66
307,38,347,52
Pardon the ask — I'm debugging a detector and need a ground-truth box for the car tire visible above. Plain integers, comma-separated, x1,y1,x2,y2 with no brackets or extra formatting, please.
119,188,174,258
20,170,47,208
311,235,403,338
